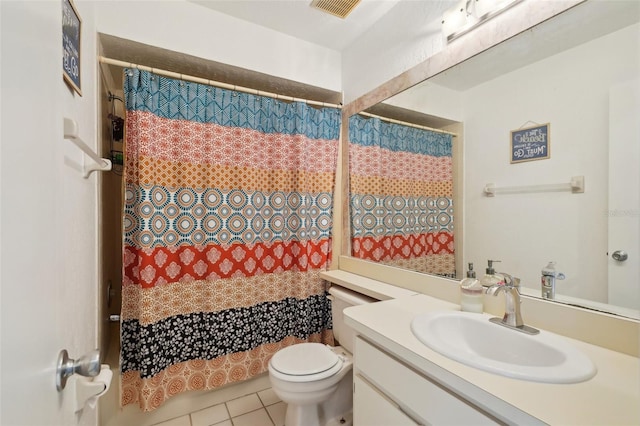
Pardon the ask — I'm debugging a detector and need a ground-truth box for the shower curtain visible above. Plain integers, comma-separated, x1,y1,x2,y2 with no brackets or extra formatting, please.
349,114,455,277
121,69,339,411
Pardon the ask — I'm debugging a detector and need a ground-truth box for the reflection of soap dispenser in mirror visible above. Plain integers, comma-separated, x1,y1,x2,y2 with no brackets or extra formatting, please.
480,259,503,288
460,263,483,313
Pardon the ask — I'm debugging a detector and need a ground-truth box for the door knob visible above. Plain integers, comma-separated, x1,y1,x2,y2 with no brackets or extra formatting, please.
612,250,628,262
56,349,101,391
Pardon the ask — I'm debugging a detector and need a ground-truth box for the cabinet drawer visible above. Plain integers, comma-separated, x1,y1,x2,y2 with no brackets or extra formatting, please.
354,374,419,426
355,337,499,425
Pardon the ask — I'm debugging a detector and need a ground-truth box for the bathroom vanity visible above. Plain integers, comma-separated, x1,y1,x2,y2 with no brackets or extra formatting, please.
344,294,640,425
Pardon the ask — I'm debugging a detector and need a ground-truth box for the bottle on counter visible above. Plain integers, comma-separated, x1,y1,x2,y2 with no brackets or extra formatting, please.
479,259,503,289
460,262,483,313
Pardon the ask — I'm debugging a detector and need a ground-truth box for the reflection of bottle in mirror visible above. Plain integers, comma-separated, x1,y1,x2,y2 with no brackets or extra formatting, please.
460,263,483,313
541,261,565,299
480,259,503,288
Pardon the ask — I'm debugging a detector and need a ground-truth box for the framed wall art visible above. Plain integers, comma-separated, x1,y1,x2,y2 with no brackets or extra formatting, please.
62,0,82,95
510,123,550,163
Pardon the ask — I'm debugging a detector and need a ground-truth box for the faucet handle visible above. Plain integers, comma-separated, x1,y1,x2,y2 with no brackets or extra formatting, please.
497,272,519,287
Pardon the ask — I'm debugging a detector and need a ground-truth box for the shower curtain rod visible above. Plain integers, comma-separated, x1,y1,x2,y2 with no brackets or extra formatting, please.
98,56,342,109
358,111,457,137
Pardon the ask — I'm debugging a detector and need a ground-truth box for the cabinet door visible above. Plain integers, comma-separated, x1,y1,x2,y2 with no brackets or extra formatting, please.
354,374,420,426
356,337,499,425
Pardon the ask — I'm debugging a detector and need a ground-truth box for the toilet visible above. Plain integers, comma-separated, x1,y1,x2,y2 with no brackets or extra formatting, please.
268,285,376,426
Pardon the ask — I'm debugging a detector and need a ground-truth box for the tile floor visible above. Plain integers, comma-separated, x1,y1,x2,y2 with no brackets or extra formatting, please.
150,388,286,426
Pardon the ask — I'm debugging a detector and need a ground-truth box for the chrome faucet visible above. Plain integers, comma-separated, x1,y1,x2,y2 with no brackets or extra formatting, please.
486,273,539,335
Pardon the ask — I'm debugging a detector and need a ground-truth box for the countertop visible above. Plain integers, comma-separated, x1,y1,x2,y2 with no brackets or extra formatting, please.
344,294,640,425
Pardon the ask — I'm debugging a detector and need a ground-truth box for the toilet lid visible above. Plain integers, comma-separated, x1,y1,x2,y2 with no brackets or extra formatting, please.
270,343,340,377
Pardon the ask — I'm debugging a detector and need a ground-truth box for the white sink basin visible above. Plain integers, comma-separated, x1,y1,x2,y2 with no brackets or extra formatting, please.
410,311,596,383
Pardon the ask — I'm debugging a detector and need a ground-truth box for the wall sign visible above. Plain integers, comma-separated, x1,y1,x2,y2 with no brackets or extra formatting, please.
62,0,82,96
510,123,550,163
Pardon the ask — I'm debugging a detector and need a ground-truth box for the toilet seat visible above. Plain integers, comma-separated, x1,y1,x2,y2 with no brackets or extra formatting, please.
269,343,343,382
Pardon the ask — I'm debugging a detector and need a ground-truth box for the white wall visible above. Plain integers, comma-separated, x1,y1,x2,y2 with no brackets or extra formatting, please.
342,0,457,103
384,80,464,122
1,0,99,424
94,0,342,93
463,23,639,302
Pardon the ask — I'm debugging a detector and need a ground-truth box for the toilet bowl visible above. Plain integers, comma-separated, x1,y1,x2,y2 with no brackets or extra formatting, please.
268,286,376,426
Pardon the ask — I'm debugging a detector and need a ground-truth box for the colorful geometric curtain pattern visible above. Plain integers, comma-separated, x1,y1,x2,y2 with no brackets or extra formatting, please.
121,69,339,411
349,114,455,277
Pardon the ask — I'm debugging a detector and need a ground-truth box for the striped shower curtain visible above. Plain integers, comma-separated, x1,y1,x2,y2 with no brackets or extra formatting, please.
349,114,455,277
121,69,339,411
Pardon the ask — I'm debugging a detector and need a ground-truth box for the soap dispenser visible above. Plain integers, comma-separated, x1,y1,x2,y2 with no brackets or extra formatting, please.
460,263,483,313
479,259,503,288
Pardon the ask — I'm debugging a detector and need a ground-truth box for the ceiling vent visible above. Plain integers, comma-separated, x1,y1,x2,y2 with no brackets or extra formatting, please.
310,0,361,19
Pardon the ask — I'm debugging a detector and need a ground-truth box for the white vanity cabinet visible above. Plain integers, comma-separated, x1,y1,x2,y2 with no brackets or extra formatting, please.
353,374,419,426
342,291,639,425
353,337,500,426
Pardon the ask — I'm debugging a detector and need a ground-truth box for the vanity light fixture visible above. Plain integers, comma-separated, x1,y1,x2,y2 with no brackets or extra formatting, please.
442,0,524,43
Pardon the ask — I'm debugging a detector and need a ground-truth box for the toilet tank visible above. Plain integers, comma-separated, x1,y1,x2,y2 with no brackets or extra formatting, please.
328,285,377,353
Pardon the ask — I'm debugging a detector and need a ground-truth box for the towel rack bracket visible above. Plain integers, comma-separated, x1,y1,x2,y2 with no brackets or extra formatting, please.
84,158,113,178
570,175,585,193
63,118,113,178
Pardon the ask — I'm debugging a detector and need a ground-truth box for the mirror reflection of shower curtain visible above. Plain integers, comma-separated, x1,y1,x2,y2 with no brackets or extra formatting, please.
349,115,455,277
120,69,339,411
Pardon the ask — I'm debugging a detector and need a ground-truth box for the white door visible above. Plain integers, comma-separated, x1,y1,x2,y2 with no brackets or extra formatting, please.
1,1,100,424
608,79,640,311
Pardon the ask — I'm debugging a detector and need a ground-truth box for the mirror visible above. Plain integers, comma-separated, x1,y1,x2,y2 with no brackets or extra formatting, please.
347,1,640,318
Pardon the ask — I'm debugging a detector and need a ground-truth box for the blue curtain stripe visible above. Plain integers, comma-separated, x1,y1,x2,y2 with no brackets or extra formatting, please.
123,185,334,248
349,114,452,157
125,69,340,140
350,194,454,237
